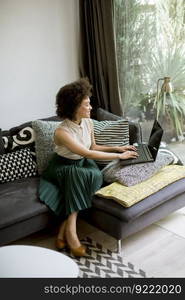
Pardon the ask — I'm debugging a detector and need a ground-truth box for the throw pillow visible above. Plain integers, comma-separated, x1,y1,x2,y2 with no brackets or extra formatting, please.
158,147,183,165
32,120,61,174
0,129,5,155
92,119,129,166
102,152,174,186
0,148,37,183
2,125,36,159
1,117,60,158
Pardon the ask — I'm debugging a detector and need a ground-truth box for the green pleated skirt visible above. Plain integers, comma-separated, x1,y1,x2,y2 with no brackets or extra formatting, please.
39,153,103,217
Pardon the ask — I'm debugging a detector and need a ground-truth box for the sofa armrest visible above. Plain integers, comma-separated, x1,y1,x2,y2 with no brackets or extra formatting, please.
96,108,142,144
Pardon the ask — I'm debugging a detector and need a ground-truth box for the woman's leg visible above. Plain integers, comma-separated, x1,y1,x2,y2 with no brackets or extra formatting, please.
65,211,81,249
55,219,67,250
57,219,67,240
56,211,86,256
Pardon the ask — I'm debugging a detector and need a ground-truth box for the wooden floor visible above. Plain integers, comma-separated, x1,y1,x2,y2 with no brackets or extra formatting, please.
11,141,185,278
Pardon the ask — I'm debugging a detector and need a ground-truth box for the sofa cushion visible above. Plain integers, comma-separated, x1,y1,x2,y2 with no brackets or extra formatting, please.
32,120,60,174
2,122,35,155
158,147,183,165
96,108,122,121
96,108,142,144
1,116,61,157
0,148,37,183
0,177,49,229
93,178,185,222
102,152,173,186
92,119,129,166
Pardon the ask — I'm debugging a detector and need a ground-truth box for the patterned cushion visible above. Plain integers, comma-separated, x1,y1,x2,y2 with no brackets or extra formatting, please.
0,148,37,183
158,147,183,165
102,152,173,186
1,117,61,159
32,120,61,174
93,119,129,166
2,124,36,160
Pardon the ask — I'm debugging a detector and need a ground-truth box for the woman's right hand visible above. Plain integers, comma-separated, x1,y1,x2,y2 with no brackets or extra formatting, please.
119,150,139,160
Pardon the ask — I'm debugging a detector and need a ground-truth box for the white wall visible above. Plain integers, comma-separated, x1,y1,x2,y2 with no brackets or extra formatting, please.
0,0,80,129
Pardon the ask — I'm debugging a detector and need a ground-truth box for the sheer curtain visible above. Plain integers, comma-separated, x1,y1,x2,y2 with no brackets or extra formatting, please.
114,0,185,141
114,0,157,119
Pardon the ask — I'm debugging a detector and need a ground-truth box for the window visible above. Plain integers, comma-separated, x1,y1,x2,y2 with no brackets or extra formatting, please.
114,0,185,143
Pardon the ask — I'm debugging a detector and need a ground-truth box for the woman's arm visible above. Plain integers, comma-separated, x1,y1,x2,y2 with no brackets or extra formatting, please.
54,128,138,160
91,143,120,152
91,144,137,152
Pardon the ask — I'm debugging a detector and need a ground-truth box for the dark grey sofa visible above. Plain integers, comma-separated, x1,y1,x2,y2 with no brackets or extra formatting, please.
0,108,185,252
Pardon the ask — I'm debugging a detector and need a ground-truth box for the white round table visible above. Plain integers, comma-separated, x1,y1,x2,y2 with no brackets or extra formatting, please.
0,245,79,278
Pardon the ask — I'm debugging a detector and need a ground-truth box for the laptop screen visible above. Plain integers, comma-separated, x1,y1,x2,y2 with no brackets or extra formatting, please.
148,119,163,159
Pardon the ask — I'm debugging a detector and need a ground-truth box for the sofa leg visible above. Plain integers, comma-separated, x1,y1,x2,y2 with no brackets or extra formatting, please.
117,239,122,254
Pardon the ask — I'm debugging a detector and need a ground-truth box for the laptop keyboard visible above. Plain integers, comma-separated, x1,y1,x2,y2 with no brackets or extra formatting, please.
119,143,154,165
136,144,153,160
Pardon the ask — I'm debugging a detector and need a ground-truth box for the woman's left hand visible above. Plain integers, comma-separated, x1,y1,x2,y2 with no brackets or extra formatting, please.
117,145,137,153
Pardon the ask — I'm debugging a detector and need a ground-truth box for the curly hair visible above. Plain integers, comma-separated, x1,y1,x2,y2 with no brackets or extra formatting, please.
56,78,92,120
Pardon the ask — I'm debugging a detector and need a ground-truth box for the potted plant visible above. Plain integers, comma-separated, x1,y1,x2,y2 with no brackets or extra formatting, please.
141,45,185,141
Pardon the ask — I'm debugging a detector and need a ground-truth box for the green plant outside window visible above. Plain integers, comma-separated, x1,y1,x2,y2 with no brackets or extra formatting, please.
114,0,185,141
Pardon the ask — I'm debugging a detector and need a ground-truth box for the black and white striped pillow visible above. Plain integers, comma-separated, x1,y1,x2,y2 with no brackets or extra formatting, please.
92,119,129,166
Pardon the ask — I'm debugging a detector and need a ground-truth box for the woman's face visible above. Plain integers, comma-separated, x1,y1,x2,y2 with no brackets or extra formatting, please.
75,97,92,119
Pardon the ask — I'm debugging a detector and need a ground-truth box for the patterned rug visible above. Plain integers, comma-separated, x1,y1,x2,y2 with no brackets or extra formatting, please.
63,237,147,278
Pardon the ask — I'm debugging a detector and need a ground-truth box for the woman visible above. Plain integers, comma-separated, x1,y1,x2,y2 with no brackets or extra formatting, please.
39,78,138,257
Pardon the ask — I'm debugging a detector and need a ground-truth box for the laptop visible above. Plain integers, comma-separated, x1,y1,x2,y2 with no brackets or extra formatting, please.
120,119,163,166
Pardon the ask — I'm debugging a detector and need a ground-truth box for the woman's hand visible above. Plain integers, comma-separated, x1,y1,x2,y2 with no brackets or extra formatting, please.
117,145,137,152
119,150,139,160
